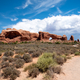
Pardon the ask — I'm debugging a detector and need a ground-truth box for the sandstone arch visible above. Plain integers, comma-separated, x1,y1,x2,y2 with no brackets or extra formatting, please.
5,31,21,39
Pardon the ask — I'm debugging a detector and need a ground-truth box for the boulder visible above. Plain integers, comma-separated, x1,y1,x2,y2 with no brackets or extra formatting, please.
69,35,74,41
61,35,67,40
77,39,79,42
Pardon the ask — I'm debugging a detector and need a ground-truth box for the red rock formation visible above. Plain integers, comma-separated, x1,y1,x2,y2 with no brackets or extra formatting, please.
61,35,67,40
77,39,79,42
69,35,74,41
0,28,69,43
39,31,67,41
30,33,39,41
0,35,5,40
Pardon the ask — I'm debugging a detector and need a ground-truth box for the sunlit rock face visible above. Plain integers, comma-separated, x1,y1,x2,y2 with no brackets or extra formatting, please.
0,28,69,43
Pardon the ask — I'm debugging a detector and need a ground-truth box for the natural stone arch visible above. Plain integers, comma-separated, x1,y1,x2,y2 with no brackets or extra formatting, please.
5,31,21,39
49,37,52,40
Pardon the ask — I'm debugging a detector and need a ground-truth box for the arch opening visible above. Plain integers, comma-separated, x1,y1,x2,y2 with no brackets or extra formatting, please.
5,31,21,39
49,37,52,41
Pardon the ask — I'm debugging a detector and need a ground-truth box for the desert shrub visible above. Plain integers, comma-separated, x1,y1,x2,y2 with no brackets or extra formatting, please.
41,53,53,58
55,42,60,44
43,74,52,80
52,52,57,59
75,52,80,55
32,51,42,58
53,65,61,74
0,53,2,56
15,50,25,55
47,42,52,44
46,69,54,78
37,53,53,72
3,67,20,80
14,55,22,59
1,62,9,68
24,63,37,72
14,59,24,68
67,56,71,59
65,53,69,56
8,57,14,62
2,56,8,61
28,68,39,78
63,42,70,45
28,49,36,54
74,41,77,44
4,51,14,57
55,56,64,65
48,64,61,74
61,55,67,62
43,70,54,80
23,54,32,63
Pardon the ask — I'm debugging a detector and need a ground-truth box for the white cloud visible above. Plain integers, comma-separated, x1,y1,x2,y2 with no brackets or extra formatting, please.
23,0,63,15
78,11,80,13
16,0,32,9
57,7,62,13
5,14,79,37
2,15,18,21
34,0,63,14
65,9,75,14
11,18,18,21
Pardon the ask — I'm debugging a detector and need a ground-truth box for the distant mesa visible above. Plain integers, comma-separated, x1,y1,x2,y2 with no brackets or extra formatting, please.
0,28,77,43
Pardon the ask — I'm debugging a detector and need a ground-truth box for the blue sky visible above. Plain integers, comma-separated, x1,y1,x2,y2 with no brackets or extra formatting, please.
0,0,80,40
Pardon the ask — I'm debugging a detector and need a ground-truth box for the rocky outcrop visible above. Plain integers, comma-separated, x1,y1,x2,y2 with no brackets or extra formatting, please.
39,31,67,41
69,35,74,41
0,28,39,43
77,39,79,42
0,28,75,43
61,35,67,40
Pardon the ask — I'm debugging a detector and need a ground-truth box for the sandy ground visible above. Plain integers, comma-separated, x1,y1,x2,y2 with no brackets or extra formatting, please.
1,56,80,80
16,58,39,80
56,56,80,80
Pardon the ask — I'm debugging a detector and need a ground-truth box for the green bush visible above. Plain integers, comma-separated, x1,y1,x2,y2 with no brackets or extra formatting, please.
41,53,53,58
55,42,60,44
61,55,67,62
3,67,20,80
75,52,80,55
37,53,53,72
23,54,32,63
4,51,14,57
24,63,37,72
28,68,39,78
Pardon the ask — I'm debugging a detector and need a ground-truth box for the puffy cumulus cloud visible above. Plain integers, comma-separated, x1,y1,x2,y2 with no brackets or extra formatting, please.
10,15,80,39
